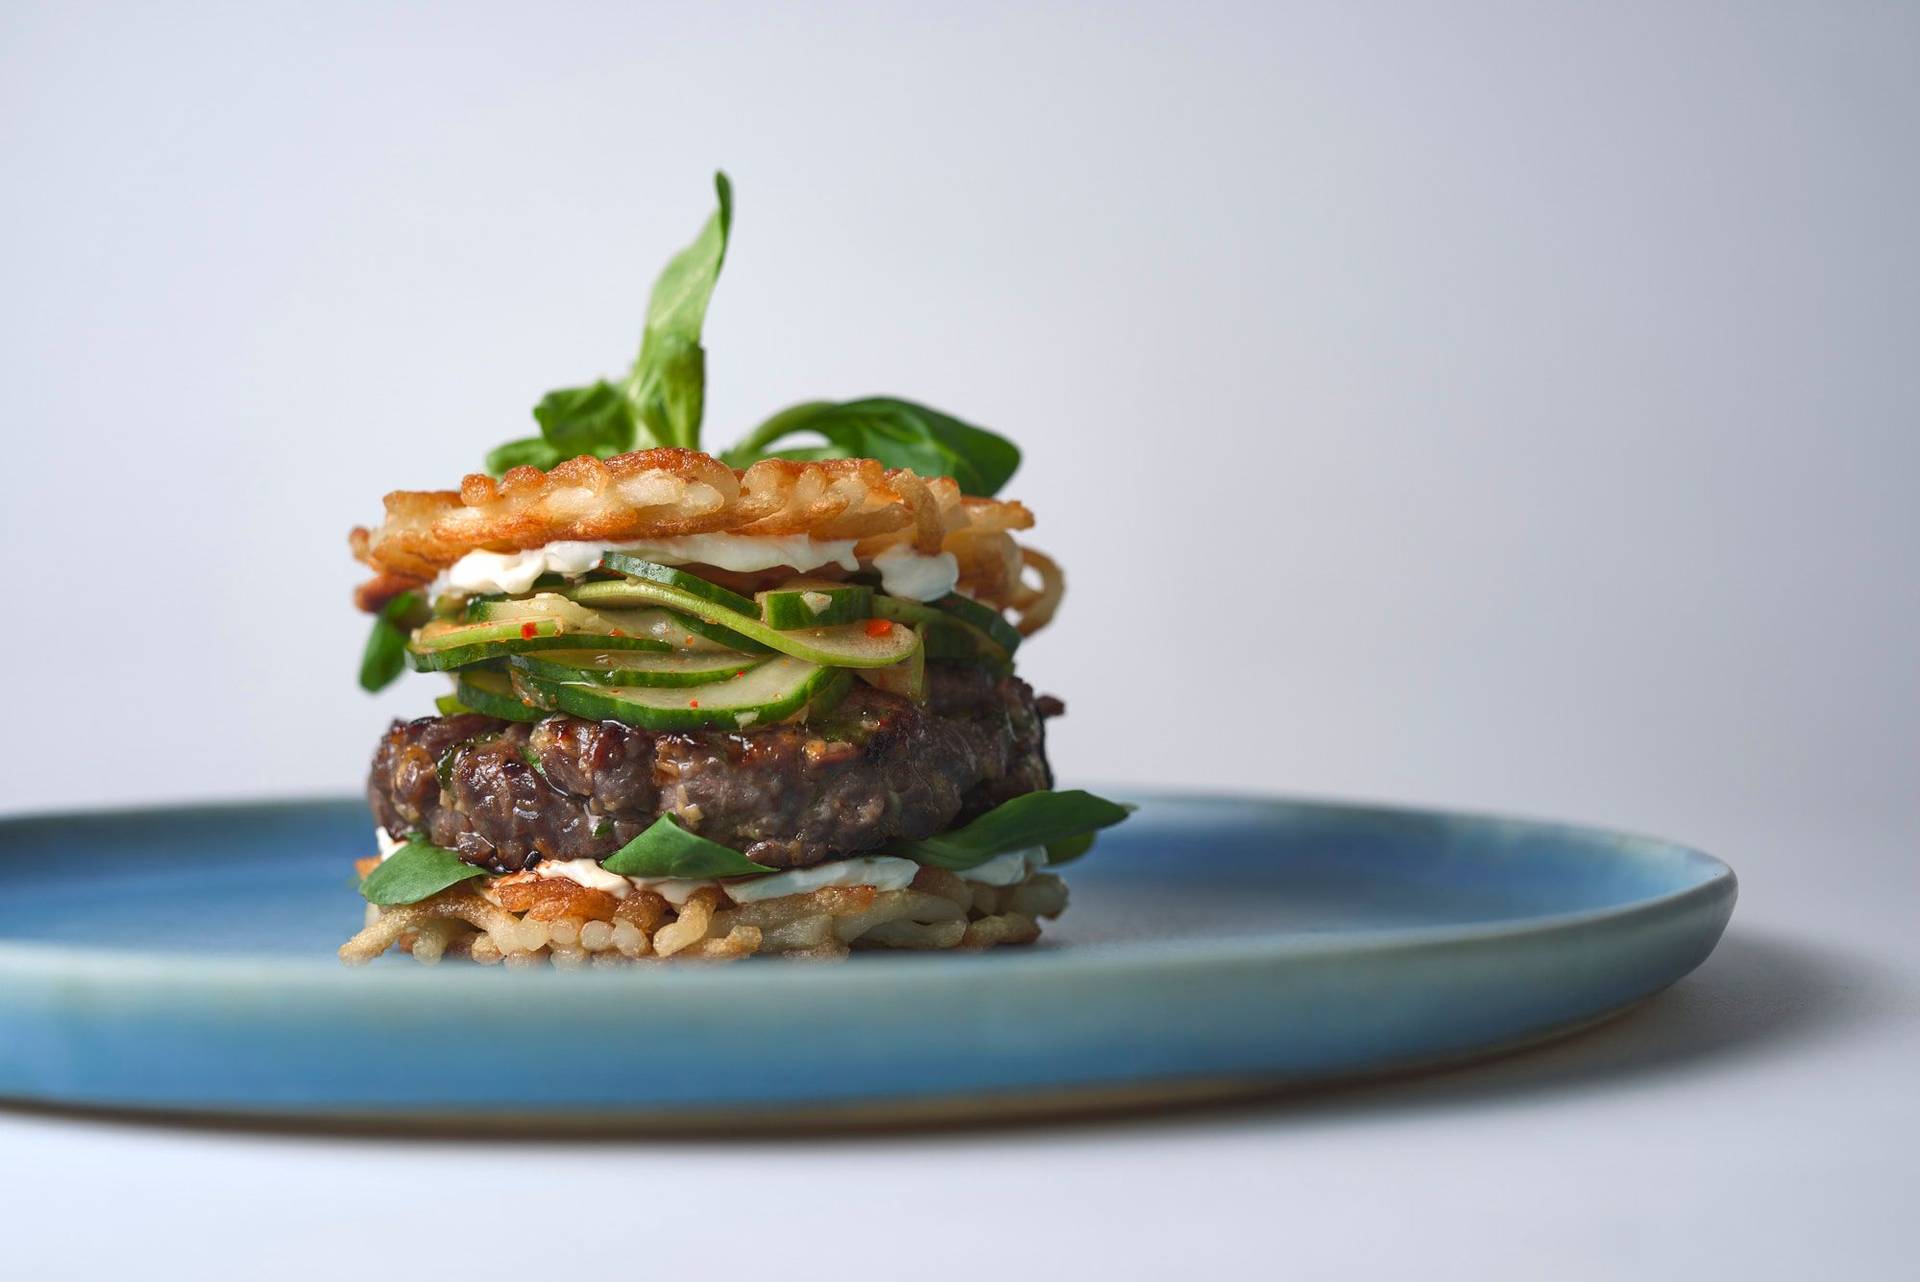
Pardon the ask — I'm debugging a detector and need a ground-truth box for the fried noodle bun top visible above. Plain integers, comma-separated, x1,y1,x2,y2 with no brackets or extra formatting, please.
350,447,1062,634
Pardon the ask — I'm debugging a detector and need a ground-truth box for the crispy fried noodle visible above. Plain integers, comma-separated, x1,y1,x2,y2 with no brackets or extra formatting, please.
349,448,1064,634
340,864,1069,966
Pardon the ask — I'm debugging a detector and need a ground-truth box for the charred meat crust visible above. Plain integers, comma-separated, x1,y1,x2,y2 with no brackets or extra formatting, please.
368,665,1060,874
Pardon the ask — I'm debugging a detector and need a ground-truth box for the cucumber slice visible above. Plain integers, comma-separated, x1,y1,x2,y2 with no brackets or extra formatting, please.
565,582,774,654
555,579,921,669
758,579,874,629
509,649,766,688
855,627,927,701
406,618,672,672
470,593,752,653
414,617,564,650
871,597,1009,664
599,554,759,616
937,593,1023,654
454,670,545,723
806,668,854,720
514,656,838,731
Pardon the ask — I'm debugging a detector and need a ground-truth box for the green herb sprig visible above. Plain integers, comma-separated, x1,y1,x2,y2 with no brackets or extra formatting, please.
484,173,1020,496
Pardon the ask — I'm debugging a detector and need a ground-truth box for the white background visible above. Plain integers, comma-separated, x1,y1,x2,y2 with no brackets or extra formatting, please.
1,3,1913,1278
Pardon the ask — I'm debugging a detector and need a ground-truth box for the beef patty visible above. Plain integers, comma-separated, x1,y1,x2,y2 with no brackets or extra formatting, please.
368,664,1059,873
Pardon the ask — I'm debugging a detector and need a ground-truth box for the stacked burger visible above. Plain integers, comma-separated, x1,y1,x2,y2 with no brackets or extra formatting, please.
341,175,1128,966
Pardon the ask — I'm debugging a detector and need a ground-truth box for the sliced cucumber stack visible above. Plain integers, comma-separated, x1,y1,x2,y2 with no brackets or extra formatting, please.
514,656,845,731
407,617,673,672
454,670,545,723
563,577,921,668
599,554,759,616
936,592,1023,654
855,626,927,701
510,649,767,688
871,596,1009,666
566,581,773,653
470,593,754,653
758,579,873,628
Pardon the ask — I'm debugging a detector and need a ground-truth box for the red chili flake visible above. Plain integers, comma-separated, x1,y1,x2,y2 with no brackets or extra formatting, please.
864,618,893,637
735,671,746,678
609,628,626,637
688,699,701,708
520,622,537,639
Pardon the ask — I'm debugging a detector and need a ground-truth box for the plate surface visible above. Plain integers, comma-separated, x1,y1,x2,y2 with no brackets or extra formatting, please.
0,793,1734,1124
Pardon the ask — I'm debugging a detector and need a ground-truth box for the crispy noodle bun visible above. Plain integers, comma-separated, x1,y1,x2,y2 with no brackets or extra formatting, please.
349,448,1063,632
339,864,1069,966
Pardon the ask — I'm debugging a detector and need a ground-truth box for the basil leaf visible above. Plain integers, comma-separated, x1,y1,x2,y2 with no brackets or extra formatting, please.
601,813,777,879
358,590,422,693
622,171,734,449
723,397,1020,496
532,380,638,458
359,837,487,905
898,789,1133,870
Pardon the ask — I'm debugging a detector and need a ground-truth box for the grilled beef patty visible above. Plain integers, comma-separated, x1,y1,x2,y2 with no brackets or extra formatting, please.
368,665,1059,873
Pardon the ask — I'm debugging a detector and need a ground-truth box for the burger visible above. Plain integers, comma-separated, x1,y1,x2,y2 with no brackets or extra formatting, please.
339,174,1129,966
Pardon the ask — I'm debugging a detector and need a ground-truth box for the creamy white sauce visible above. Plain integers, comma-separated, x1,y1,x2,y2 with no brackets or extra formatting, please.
724,855,921,902
374,826,406,860
432,534,959,602
521,857,634,897
955,846,1050,886
873,545,960,601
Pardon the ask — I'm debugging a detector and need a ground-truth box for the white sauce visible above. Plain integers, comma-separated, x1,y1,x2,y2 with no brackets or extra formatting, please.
521,857,634,897
724,856,921,902
955,846,1050,886
433,534,959,602
873,545,961,601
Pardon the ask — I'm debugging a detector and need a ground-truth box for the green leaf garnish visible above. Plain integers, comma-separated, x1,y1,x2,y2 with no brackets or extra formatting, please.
722,397,1021,496
482,435,568,476
1042,831,1098,866
471,175,1023,501
895,789,1133,870
359,836,488,905
484,173,732,474
358,590,423,693
624,172,734,450
601,814,777,879
535,380,639,457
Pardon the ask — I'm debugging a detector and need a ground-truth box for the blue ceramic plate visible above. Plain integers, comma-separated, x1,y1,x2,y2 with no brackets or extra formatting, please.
0,793,1734,1126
